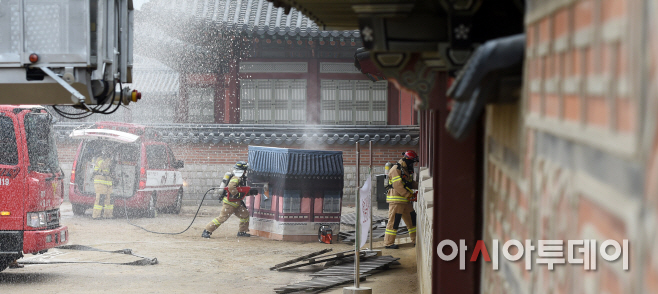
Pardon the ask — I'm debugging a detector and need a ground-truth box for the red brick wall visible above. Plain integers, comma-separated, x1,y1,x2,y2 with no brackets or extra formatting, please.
56,142,79,163
169,143,411,167
58,141,413,168
57,140,414,203
644,1,658,293
483,0,656,292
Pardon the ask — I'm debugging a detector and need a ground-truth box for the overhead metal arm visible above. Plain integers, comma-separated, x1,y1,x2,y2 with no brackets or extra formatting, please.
40,67,87,104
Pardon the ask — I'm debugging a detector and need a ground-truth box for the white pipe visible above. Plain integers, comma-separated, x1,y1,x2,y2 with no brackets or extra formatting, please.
354,141,360,288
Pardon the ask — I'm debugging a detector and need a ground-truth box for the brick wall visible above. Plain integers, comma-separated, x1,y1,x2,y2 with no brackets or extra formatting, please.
415,167,433,294
57,141,413,205
643,1,658,293
482,0,657,293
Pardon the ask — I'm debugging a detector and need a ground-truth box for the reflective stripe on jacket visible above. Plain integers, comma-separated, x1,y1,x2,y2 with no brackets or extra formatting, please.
93,157,111,175
93,177,113,186
225,175,245,204
386,160,417,203
223,197,240,207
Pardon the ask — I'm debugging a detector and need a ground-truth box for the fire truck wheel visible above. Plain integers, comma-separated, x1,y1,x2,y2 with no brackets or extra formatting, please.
72,204,86,216
168,189,183,214
146,192,157,218
0,257,10,272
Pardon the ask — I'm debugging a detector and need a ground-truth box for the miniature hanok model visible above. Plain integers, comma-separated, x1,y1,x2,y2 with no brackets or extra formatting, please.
246,146,344,241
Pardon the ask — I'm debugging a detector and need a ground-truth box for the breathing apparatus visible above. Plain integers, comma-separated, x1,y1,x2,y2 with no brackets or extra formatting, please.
218,161,250,202
383,150,420,201
384,162,393,189
216,171,233,200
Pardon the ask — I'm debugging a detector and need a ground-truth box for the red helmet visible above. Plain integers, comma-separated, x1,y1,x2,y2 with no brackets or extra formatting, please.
402,150,419,162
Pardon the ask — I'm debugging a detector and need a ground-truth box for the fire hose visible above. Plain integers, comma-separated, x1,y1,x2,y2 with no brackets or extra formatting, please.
17,187,223,267
122,187,219,235
19,244,158,266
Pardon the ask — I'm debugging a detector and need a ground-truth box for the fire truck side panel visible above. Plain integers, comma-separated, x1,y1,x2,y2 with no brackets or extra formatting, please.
0,112,26,231
0,106,68,258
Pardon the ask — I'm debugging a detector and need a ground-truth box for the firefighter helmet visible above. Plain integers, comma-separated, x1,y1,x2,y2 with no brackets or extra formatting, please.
402,150,419,162
233,161,248,177
234,161,248,170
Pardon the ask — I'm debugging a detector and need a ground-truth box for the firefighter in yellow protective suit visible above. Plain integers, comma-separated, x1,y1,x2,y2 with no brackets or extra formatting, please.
202,161,251,238
384,150,419,249
92,148,115,219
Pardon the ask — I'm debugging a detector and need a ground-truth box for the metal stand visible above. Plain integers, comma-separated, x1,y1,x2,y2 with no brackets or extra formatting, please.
366,141,382,258
343,286,373,294
369,141,373,251
344,142,372,294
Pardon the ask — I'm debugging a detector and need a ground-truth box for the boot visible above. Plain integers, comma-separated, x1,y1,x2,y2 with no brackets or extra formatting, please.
385,244,399,249
201,230,212,239
237,231,251,237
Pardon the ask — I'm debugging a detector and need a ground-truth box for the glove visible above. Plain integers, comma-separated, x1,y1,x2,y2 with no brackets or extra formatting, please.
409,191,418,202
217,190,227,201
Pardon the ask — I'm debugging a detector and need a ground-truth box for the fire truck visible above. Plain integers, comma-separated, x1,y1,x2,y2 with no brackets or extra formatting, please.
0,0,141,117
0,105,68,272
0,0,141,271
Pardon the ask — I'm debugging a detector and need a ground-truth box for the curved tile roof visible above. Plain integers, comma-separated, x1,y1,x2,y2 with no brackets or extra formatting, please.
248,146,343,177
153,0,360,38
54,123,419,146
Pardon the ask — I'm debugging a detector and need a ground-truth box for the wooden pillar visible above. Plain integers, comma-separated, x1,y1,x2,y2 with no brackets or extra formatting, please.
274,190,279,220
176,73,189,123
429,110,436,178
306,59,320,124
224,59,239,124
387,82,400,125
309,195,315,222
412,102,419,125
419,110,428,169
430,71,481,294
214,74,225,123
248,196,254,216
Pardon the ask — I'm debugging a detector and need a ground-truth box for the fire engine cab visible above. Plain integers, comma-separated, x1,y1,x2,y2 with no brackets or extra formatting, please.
0,105,68,272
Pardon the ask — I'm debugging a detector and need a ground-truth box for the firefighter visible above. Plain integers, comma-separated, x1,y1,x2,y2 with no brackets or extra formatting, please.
384,150,419,249
92,147,115,219
202,161,251,238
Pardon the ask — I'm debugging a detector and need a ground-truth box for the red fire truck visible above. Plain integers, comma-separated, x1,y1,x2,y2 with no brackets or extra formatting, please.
68,122,185,218
0,105,68,272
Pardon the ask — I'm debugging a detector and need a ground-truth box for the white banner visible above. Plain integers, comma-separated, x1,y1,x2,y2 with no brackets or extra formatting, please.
359,174,372,249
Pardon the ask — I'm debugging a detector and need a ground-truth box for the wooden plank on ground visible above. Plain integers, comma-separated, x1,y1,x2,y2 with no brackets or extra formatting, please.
269,248,333,271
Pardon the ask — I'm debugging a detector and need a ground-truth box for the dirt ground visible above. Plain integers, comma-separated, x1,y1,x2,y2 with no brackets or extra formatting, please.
0,202,419,294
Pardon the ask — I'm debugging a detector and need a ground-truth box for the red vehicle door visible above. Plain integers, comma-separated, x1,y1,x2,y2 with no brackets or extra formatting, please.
0,112,26,230
21,111,65,226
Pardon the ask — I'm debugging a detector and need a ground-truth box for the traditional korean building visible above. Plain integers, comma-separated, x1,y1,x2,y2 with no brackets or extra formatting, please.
54,0,420,206
135,0,418,126
266,0,658,293
245,146,344,241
